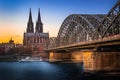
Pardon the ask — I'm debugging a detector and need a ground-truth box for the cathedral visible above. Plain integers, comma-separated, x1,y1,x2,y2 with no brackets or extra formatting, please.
23,9,49,54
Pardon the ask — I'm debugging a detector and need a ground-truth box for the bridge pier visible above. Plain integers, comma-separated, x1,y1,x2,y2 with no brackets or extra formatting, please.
49,51,70,62
82,51,94,71
70,51,83,62
49,51,120,72
49,51,83,62
83,51,120,72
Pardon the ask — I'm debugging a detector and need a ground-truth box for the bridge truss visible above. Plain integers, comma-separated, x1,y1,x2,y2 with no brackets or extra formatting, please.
48,0,120,49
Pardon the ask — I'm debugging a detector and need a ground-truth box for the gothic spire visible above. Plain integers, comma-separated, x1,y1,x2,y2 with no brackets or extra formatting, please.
27,8,34,33
38,8,42,22
29,8,32,22
35,8,43,33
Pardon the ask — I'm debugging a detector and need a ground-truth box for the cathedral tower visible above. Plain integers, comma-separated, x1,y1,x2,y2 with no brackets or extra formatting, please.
26,8,34,33
35,8,43,33
23,8,49,58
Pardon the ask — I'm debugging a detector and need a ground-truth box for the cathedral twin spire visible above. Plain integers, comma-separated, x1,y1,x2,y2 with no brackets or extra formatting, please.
27,8,43,33
36,9,43,33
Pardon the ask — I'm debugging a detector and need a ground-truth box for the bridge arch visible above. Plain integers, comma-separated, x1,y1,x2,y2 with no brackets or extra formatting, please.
48,0,120,49
95,0,120,38
57,14,103,46
48,37,57,48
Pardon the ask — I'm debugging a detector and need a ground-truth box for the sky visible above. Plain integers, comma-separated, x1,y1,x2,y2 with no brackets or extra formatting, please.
0,0,118,43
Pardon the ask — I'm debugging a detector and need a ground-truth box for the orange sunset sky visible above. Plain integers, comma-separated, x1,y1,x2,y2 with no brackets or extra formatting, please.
0,0,116,44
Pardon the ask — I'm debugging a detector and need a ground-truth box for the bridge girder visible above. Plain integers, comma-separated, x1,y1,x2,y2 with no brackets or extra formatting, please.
56,14,104,47
48,37,57,48
95,0,120,38
48,0,120,49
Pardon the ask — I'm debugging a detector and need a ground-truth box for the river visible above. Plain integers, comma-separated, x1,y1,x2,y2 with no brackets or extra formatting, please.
0,62,119,80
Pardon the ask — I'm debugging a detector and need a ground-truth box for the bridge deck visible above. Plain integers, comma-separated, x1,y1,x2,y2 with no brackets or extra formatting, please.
46,34,120,51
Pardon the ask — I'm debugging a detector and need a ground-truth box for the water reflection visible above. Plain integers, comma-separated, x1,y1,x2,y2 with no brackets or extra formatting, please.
0,62,119,80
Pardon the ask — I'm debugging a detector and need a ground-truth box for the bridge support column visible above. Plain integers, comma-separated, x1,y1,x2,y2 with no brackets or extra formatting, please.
83,51,120,72
70,51,83,63
49,51,70,62
94,52,120,71
82,51,95,71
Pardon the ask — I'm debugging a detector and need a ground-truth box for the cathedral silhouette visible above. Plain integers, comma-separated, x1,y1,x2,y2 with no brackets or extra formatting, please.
23,8,49,55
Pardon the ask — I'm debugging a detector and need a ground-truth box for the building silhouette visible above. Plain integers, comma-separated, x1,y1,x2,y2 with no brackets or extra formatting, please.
23,8,49,55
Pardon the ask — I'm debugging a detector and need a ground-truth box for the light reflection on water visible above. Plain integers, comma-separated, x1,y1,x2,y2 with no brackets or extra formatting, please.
0,62,119,80
0,62,83,80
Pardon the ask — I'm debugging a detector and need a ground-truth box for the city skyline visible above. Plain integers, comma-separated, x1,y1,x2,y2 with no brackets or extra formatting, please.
0,0,117,43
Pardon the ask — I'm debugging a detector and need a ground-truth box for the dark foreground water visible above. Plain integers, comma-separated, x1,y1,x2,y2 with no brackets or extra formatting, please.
0,62,119,80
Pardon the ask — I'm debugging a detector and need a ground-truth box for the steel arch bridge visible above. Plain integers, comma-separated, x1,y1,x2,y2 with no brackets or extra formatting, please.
48,0,120,49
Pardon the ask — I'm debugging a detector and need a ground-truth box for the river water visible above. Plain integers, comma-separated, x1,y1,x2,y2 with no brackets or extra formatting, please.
0,62,119,80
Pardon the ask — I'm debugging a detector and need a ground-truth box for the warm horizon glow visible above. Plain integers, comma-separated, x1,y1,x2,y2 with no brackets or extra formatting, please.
0,27,23,44
0,0,117,44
